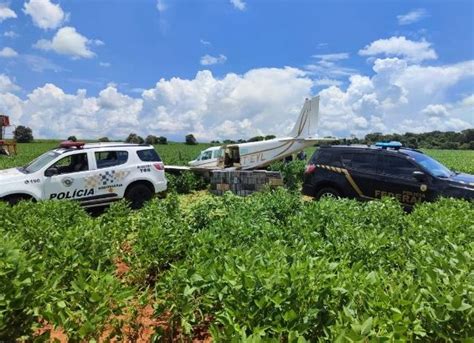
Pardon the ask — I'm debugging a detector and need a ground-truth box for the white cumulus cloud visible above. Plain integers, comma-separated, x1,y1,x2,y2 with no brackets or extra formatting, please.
0,67,313,140
0,5,17,22
306,52,356,80
0,74,20,93
0,60,472,141
23,0,67,30
0,47,18,57
461,94,474,107
34,26,97,59
359,36,437,62
230,0,246,11
312,53,349,61
200,54,227,66
317,58,474,137
4,31,19,38
397,9,428,25
421,104,449,117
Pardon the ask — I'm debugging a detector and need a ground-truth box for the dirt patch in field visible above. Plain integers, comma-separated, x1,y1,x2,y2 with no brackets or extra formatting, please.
192,315,213,343
99,302,173,342
35,319,68,342
114,257,130,278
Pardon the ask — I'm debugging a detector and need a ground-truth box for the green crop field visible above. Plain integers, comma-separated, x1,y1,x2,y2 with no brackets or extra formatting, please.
0,142,473,341
1,191,473,341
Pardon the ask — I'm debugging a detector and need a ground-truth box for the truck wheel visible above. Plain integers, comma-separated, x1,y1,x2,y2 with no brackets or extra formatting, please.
125,184,153,209
5,195,29,206
315,187,341,200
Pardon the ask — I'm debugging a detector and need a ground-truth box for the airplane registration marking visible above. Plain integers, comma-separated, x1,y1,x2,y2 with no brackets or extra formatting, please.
241,152,266,165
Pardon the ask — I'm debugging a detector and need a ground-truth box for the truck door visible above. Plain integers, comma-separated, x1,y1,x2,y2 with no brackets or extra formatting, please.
341,152,382,199
43,151,97,202
93,150,131,198
377,155,430,205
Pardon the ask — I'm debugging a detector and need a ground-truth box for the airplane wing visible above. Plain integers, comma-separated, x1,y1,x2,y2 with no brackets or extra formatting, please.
279,137,339,142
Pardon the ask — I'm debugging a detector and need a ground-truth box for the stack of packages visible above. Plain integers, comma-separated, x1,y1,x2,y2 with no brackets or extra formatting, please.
210,170,284,196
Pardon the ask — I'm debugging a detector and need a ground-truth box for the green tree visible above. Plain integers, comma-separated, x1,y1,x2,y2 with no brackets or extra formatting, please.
185,134,197,145
248,136,264,142
145,135,158,145
13,125,33,143
125,133,144,144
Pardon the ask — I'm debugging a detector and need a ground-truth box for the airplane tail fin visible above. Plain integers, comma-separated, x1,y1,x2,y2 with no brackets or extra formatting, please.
289,96,320,138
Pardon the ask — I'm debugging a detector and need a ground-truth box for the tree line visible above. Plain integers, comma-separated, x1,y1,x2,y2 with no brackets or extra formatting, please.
9,125,474,150
345,129,474,150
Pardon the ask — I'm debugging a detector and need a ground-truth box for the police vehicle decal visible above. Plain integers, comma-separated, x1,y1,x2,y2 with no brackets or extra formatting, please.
50,188,95,200
85,170,131,188
137,165,152,173
374,190,426,204
316,164,364,197
62,177,74,187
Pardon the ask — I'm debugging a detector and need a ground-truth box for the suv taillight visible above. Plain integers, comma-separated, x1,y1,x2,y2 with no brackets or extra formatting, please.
305,164,316,174
153,162,164,171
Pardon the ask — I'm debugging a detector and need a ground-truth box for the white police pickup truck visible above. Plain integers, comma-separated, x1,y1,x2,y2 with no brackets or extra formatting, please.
0,141,167,209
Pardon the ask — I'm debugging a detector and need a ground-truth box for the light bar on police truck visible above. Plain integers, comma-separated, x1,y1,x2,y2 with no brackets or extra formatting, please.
375,141,402,149
59,141,85,149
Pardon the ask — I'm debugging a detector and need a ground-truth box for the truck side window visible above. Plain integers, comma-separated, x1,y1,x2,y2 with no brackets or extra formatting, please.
95,151,128,169
382,156,418,179
313,150,342,167
344,153,377,173
50,153,89,174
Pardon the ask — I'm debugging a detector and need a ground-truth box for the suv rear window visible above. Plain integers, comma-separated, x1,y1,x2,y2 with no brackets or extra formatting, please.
137,149,162,162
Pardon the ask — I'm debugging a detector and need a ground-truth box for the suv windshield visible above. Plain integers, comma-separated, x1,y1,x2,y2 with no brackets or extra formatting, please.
23,151,61,174
404,150,453,178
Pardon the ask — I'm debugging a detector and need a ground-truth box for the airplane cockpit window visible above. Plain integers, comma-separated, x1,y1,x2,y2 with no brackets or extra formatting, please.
212,149,223,159
201,151,212,160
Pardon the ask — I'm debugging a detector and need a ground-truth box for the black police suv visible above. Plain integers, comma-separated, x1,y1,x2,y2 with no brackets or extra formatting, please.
302,142,474,206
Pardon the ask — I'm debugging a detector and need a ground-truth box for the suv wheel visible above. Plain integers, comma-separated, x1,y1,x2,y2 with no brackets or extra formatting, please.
315,187,341,200
125,184,153,209
4,195,30,206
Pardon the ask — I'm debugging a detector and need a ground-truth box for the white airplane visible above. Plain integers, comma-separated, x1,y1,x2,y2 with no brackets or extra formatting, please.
189,96,333,170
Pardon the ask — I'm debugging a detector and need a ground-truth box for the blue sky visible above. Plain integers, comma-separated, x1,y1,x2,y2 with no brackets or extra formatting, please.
0,0,473,140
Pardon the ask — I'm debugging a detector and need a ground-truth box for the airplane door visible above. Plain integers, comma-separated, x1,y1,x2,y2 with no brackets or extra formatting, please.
43,151,97,201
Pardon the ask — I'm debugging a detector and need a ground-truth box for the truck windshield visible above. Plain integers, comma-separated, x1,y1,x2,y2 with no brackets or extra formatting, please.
404,151,453,178
23,151,60,174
